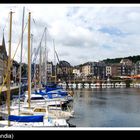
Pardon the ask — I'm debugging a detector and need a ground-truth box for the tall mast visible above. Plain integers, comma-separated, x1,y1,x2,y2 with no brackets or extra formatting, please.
31,34,33,84
18,7,25,115
39,42,42,89
45,27,47,85
53,39,56,84
31,34,33,63
46,48,48,84
28,12,31,109
34,48,36,90
7,11,13,126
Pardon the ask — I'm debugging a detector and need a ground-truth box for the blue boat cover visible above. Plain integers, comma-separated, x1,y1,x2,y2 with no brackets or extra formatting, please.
45,83,62,92
8,115,44,122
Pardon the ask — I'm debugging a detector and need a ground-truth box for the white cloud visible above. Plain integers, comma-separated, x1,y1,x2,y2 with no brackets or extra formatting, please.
1,4,140,66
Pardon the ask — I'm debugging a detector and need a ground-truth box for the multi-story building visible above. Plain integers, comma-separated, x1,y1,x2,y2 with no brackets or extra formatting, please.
11,60,20,83
35,64,39,82
120,59,133,76
56,60,73,81
110,63,122,78
73,68,81,77
106,65,112,78
120,59,133,66
33,62,53,84
0,35,8,84
91,62,98,79
82,62,92,77
81,61,106,80
97,61,106,80
133,60,140,75
109,59,133,78
47,62,53,77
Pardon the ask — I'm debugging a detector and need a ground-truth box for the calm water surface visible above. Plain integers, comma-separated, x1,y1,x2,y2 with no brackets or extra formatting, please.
69,88,140,127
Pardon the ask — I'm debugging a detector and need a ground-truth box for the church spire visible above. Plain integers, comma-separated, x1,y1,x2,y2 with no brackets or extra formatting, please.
2,31,5,47
2,31,7,59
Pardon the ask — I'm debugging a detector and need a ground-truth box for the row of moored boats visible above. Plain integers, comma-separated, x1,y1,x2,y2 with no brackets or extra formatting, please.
0,83,75,128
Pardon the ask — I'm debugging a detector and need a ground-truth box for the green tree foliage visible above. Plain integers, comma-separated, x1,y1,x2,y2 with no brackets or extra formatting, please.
103,55,140,64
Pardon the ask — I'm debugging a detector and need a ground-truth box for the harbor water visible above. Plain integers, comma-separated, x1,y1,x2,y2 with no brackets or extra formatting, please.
69,88,140,127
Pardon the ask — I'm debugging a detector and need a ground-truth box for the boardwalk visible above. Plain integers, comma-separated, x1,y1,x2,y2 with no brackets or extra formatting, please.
0,85,20,93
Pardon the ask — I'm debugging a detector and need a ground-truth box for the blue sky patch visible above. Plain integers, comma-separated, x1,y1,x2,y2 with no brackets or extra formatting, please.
99,26,125,36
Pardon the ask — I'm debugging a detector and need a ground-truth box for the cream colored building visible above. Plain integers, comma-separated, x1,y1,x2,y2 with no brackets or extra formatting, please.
106,66,112,77
82,62,91,76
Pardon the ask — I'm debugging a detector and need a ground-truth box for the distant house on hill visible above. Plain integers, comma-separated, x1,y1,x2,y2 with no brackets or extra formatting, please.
120,59,133,76
120,59,133,66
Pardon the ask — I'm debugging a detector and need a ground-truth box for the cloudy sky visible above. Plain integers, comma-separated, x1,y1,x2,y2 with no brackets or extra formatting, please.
1,4,140,66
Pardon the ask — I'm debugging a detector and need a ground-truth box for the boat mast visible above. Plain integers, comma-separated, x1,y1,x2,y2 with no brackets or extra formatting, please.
34,47,36,90
53,39,57,84
39,42,42,89
45,27,47,85
31,34,33,85
7,11,13,126
28,12,31,109
18,7,25,115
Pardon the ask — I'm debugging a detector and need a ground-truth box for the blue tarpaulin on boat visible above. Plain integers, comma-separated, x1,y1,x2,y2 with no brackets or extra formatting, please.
8,115,44,122
45,83,62,92
57,91,68,96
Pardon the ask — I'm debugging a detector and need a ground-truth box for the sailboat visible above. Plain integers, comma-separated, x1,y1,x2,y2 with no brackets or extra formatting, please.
21,33,74,120
0,10,70,127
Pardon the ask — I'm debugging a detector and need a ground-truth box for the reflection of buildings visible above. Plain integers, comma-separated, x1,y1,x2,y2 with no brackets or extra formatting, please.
0,35,8,84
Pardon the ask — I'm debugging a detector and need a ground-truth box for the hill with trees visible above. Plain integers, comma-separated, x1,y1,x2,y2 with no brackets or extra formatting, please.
103,55,140,64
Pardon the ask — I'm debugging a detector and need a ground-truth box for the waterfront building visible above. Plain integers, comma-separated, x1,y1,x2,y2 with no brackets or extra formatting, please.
97,61,106,80
106,65,112,78
133,60,140,75
42,61,53,82
120,58,133,66
47,61,53,79
11,60,20,84
56,60,73,82
81,61,106,80
91,62,98,79
35,64,39,83
72,68,81,77
81,62,92,77
120,59,133,76
110,63,121,78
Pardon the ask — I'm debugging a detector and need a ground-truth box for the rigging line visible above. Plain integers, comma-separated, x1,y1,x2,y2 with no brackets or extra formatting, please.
2,13,10,33
12,22,28,62
54,47,69,88
0,22,28,94
32,28,46,64
13,18,20,37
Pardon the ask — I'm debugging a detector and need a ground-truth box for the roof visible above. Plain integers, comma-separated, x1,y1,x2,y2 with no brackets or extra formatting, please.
120,59,132,63
59,60,71,67
0,34,8,60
